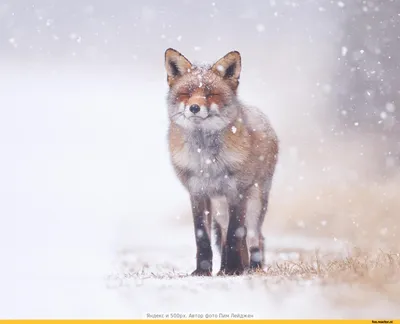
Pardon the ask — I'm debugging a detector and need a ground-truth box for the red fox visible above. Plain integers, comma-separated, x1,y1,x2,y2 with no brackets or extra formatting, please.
164,48,279,276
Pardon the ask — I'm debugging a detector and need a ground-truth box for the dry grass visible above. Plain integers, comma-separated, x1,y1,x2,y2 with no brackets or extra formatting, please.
265,249,400,283
261,249,400,305
111,249,400,285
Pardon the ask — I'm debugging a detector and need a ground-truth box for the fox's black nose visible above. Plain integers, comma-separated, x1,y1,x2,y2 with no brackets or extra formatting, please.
189,104,201,114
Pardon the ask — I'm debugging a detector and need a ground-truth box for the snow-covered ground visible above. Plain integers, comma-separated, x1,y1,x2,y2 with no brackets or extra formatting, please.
0,64,399,319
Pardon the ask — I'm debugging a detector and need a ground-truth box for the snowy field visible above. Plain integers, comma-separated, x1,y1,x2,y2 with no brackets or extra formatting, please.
1,63,399,319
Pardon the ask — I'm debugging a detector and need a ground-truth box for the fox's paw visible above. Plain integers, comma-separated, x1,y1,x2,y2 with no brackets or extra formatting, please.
191,269,212,277
216,270,225,276
249,260,265,273
247,266,266,275
217,267,244,276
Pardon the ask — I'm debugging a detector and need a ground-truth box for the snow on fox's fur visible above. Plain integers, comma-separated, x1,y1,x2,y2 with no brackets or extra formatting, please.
164,48,279,276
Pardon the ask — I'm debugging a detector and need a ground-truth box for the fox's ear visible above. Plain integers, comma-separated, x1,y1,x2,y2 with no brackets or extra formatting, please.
212,51,241,90
165,48,192,86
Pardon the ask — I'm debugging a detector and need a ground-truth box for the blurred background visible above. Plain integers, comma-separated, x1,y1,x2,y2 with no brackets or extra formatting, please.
0,0,399,317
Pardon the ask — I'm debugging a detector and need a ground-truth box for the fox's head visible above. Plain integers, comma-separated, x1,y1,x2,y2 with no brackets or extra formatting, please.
165,48,241,131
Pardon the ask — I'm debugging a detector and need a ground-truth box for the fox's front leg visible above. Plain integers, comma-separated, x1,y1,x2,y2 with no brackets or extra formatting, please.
190,195,213,276
219,198,249,276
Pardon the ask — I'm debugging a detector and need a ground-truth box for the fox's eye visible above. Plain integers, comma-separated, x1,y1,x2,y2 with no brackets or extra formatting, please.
176,93,190,101
206,93,219,98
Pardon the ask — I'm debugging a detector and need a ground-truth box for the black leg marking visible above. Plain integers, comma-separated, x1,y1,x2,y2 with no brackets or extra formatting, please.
190,195,213,276
219,204,248,276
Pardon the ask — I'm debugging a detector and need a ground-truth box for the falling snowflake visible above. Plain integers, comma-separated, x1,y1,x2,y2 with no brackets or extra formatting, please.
256,24,265,32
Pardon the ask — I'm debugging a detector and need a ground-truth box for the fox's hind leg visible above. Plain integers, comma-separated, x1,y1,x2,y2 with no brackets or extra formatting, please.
246,186,269,272
214,220,222,254
256,198,269,269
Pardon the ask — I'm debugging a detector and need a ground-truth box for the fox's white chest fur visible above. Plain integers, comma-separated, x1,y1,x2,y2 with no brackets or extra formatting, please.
172,129,241,198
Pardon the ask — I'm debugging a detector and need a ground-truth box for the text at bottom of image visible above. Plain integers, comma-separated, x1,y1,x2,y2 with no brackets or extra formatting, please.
146,313,255,319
